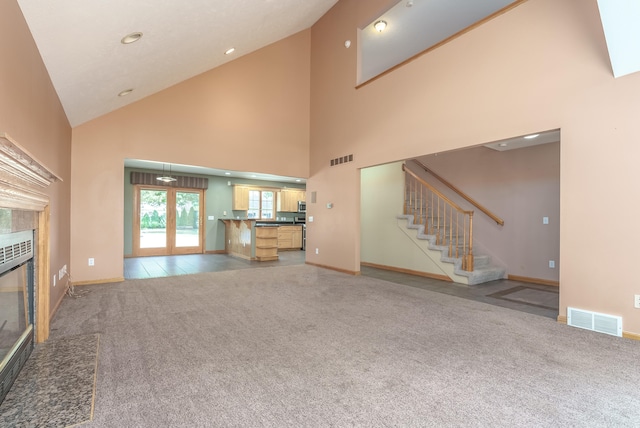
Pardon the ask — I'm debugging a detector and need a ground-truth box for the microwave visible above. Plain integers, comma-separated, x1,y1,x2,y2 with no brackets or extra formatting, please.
297,201,306,213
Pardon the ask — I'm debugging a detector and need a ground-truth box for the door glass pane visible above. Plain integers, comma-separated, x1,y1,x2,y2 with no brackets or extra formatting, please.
176,191,200,247
262,191,274,219
140,189,167,248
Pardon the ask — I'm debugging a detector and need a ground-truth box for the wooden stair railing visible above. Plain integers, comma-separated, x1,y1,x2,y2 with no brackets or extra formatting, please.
412,159,504,226
403,164,474,272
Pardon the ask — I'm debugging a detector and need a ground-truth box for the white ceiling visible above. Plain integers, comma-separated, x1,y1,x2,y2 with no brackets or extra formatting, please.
483,129,560,151
17,0,339,127
125,158,307,184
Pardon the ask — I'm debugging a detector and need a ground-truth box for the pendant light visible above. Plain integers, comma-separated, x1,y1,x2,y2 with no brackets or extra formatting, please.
156,164,177,182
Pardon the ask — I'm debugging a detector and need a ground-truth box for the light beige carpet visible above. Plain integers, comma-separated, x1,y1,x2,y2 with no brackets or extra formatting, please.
45,265,640,427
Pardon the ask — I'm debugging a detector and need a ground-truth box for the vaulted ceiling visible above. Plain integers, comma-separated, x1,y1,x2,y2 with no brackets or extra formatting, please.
17,0,639,129
15,0,639,180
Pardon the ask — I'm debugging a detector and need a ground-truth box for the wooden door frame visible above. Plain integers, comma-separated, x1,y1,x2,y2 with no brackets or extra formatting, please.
132,185,204,256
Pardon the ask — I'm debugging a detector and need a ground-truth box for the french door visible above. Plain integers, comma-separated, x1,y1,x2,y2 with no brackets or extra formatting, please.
133,185,204,256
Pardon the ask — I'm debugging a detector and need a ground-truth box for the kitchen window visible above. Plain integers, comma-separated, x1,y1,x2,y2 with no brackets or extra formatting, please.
248,190,274,219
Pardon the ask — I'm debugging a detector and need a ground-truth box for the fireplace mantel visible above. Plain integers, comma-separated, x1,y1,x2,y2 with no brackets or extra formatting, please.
0,132,62,211
0,132,61,343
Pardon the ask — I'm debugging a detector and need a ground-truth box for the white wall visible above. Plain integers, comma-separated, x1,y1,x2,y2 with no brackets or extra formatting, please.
361,162,448,277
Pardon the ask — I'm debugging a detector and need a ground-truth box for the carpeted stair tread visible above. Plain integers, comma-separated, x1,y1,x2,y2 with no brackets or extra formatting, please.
398,214,505,285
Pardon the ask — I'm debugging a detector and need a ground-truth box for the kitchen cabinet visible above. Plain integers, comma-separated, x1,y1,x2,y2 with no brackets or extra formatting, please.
277,189,306,212
232,185,249,210
278,225,303,250
255,226,279,261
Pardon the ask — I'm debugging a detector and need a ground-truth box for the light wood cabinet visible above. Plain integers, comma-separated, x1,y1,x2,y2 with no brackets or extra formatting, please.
277,189,306,212
255,226,278,261
232,185,249,210
278,225,303,250
291,227,302,249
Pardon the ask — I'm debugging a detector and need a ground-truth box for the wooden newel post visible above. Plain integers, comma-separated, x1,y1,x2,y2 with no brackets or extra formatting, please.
465,212,474,272
402,164,407,215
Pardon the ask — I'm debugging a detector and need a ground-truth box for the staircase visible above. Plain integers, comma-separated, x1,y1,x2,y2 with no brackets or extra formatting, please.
397,213,505,285
401,163,505,285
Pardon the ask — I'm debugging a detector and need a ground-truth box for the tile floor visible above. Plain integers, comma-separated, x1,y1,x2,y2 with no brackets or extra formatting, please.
124,252,559,319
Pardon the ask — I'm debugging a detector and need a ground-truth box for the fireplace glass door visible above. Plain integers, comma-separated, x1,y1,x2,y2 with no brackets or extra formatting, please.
0,229,35,403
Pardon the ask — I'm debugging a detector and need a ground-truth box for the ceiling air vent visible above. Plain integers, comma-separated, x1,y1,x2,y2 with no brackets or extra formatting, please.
567,307,622,337
330,154,354,167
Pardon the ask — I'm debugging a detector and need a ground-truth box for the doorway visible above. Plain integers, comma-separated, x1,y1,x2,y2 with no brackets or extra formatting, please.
133,185,204,256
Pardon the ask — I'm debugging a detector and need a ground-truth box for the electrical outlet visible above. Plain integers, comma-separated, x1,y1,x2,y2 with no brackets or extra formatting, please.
88,258,95,266
543,216,549,225
208,215,215,220
315,248,319,255
635,294,640,309
549,260,555,268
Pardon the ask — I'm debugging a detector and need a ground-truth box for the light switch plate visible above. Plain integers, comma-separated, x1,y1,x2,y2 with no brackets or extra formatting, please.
309,216,314,222
543,216,549,224
208,215,215,220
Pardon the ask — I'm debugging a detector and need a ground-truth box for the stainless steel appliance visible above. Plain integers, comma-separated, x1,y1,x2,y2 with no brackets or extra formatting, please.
294,215,305,250
297,201,306,213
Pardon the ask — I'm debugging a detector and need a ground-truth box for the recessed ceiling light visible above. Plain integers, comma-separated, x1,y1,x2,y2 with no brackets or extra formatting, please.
251,175,257,178
524,134,540,139
406,1,414,7
118,89,133,97
225,172,231,175
225,47,235,55
296,179,301,182
121,32,143,44
499,143,508,147
374,20,387,32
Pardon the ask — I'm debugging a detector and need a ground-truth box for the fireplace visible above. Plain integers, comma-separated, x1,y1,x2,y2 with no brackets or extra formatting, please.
0,227,35,403
0,133,61,404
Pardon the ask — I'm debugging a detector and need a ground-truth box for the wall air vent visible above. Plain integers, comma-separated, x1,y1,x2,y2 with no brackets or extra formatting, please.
567,307,622,337
330,154,354,167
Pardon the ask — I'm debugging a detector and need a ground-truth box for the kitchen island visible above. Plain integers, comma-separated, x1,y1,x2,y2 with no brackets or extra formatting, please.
221,219,303,261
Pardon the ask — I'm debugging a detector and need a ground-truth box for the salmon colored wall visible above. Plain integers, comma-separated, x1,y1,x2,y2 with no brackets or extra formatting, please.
309,0,640,334
0,1,72,314
71,30,311,283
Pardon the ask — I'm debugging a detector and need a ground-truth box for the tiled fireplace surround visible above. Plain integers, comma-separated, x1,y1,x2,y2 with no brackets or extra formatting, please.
0,132,61,401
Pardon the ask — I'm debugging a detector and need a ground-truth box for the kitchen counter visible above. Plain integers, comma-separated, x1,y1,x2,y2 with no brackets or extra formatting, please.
255,220,298,227
221,219,254,260
222,219,303,260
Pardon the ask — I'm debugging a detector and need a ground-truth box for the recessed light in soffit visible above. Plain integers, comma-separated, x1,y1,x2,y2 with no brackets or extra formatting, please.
225,47,235,55
118,89,133,97
121,32,143,44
